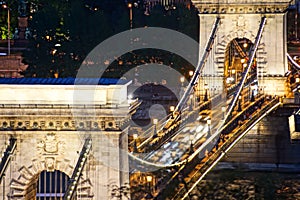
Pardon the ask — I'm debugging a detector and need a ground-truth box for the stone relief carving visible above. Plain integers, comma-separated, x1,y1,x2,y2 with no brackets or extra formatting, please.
45,157,56,172
36,133,65,172
37,132,64,155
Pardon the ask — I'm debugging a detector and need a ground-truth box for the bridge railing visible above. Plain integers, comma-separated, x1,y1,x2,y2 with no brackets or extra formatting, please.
0,137,17,183
223,16,266,126
63,137,92,200
172,97,281,199
154,95,280,199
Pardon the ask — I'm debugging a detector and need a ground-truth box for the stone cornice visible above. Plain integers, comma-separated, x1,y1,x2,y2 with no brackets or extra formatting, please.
192,0,294,14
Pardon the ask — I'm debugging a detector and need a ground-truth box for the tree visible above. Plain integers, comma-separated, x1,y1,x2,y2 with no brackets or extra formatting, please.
22,1,199,78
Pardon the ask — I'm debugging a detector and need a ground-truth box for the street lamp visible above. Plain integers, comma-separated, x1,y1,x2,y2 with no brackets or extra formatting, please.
146,175,153,193
189,94,194,110
133,133,138,153
238,96,242,112
170,106,175,119
189,70,194,78
250,85,255,102
189,134,194,155
128,3,133,29
231,69,237,83
180,76,185,86
170,105,175,113
2,4,10,55
207,119,211,136
153,118,158,138
204,83,209,101
221,106,226,120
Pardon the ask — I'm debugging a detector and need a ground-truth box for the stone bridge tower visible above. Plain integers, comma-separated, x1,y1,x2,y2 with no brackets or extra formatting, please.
0,79,133,200
191,0,294,95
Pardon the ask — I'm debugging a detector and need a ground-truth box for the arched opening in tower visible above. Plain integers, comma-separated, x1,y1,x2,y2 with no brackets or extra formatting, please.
224,37,257,89
35,170,69,199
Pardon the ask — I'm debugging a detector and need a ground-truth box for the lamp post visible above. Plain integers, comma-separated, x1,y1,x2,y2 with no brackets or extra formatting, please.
221,106,226,120
146,175,153,194
204,83,209,101
133,133,138,152
189,70,194,78
153,118,158,138
2,4,10,55
241,58,246,64
128,3,133,29
189,94,194,110
189,134,194,155
207,119,211,136
238,96,242,112
180,76,185,87
179,76,185,99
250,85,255,102
170,106,175,119
231,69,236,83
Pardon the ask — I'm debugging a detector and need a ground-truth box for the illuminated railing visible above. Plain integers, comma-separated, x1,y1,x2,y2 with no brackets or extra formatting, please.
0,137,17,183
161,97,280,199
133,17,221,153
287,53,300,70
63,137,92,200
223,17,266,125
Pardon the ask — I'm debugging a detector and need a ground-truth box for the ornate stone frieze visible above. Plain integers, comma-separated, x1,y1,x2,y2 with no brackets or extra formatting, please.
192,0,293,14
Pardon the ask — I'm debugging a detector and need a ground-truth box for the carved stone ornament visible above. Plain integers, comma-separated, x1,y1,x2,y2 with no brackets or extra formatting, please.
37,133,64,155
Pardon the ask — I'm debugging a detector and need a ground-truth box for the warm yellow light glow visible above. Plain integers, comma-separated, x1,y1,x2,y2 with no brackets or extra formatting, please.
146,175,152,182
189,70,194,77
204,84,208,90
153,118,158,125
221,106,226,112
207,119,211,125
170,106,175,112
180,76,185,83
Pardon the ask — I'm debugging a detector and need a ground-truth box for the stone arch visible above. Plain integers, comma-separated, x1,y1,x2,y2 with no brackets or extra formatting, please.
215,30,267,77
9,158,94,199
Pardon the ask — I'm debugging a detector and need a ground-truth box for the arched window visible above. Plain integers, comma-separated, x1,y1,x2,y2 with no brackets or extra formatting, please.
36,170,69,199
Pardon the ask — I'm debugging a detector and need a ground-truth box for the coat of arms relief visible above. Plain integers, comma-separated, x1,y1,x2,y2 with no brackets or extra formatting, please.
37,133,65,171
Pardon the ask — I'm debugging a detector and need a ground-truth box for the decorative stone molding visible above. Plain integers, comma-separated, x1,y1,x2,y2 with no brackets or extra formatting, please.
214,29,267,76
192,0,293,14
8,158,93,199
37,132,65,156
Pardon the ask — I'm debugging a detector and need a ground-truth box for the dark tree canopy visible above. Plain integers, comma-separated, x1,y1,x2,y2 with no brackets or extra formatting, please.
20,0,199,78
